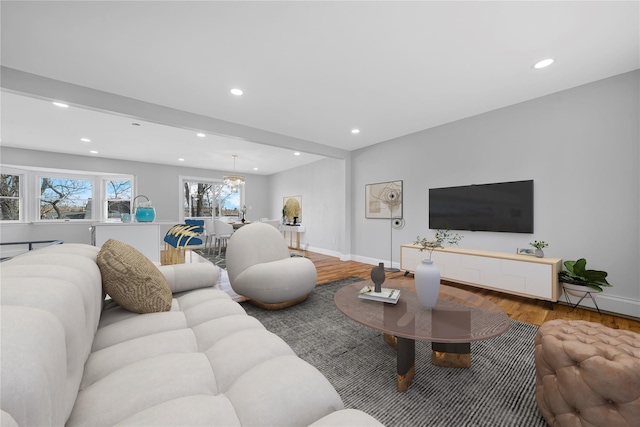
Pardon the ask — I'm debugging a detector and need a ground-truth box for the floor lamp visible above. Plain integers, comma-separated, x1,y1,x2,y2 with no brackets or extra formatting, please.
385,217,405,272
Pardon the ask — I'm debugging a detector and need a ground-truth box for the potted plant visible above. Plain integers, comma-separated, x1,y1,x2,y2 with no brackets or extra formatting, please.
529,240,548,258
283,198,301,224
558,258,612,296
414,228,463,260
412,227,463,307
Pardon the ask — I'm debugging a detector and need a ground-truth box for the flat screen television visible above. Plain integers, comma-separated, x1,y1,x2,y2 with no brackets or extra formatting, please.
429,180,534,233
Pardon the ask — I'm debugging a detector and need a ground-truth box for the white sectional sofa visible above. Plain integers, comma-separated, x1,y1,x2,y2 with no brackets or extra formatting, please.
0,243,381,426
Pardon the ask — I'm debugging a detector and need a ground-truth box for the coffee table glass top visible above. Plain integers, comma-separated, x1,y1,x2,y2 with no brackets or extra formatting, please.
334,279,510,343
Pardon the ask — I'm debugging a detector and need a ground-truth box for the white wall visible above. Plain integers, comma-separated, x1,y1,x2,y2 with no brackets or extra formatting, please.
351,70,639,317
3,71,638,317
0,148,270,245
268,157,346,256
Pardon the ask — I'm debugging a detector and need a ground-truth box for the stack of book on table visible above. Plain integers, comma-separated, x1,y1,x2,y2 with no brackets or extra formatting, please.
358,285,401,304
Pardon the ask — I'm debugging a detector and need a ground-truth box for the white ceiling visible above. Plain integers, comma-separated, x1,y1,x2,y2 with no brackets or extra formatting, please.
1,1,638,174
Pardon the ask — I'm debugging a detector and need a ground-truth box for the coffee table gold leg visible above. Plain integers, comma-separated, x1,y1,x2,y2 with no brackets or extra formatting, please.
383,333,397,350
431,342,471,368
397,364,415,392
396,337,415,392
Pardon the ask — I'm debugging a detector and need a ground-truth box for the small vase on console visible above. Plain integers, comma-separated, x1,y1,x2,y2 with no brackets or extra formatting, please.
414,259,441,307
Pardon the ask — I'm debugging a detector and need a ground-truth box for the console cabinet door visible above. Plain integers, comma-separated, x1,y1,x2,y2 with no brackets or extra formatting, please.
399,245,560,301
400,246,422,272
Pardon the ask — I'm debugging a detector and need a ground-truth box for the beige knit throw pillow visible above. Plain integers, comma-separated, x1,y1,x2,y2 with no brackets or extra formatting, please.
97,239,172,313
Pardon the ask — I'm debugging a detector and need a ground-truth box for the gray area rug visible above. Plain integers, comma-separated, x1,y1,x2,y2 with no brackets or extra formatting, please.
241,277,546,427
195,248,226,269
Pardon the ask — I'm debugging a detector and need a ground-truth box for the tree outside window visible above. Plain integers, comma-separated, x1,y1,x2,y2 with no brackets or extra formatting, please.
40,177,93,220
0,174,21,221
184,181,240,218
106,179,132,219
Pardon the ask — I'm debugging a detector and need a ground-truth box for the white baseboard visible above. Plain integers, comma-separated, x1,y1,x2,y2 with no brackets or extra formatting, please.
351,254,400,270
306,246,341,259
560,292,640,320
308,248,398,268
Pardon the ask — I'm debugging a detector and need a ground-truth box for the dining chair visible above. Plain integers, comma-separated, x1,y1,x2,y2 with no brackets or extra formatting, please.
213,219,234,256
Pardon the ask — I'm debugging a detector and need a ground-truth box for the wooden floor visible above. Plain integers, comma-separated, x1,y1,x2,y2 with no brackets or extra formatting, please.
305,250,640,334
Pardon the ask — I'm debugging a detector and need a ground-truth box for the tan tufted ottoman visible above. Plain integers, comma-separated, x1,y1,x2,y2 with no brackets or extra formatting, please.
534,319,640,426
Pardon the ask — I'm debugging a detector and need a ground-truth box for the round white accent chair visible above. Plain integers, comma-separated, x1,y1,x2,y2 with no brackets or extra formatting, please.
226,222,317,309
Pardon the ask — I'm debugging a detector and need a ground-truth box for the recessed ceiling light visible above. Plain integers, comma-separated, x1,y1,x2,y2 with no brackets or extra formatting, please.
533,58,554,69
53,101,69,108
253,167,258,171
178,158,185,162
351,129,360,134
294,152,301,156
230,88,243,96
89,150,98,154
80,138,91,142
196,133,206,138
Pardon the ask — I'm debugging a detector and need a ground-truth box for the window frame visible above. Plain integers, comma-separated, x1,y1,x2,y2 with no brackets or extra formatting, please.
0,164,134,224
103,177,133,222
179,175,244,222
0,168,24,223
37,173,97,222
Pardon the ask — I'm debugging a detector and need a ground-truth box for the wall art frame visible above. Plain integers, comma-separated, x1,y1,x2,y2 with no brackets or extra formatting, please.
365,180,403,219
517,247,535,256
283,195,302,224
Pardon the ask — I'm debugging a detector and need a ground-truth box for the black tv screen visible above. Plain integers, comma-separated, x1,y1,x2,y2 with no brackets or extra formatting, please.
429,180,534,233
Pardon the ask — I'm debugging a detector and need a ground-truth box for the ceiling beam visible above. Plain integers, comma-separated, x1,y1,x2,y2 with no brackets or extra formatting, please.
1,66,349,160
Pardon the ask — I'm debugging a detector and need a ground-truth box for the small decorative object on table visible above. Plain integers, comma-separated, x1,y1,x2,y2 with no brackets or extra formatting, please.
132,195,156,222
358,284,400,304
413,227,463,307
371,262,386,292
241,205,247,223
529,240,548,258
283,196,302,224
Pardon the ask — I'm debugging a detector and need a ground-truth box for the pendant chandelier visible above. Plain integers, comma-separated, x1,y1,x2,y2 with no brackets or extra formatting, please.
223,155,245,193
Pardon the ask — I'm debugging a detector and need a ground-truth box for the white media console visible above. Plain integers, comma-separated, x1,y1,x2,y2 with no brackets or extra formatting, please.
400,244,563,302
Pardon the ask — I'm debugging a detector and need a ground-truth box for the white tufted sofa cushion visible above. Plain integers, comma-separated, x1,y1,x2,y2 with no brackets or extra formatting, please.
1,243,381,426
534,319,640,427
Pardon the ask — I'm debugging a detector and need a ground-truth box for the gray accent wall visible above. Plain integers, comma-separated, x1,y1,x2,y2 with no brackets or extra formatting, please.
1,70,638,317
268,157,348,257
351,70,639,318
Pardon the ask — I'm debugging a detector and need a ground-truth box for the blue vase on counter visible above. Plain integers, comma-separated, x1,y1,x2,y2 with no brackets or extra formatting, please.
135,206,156,222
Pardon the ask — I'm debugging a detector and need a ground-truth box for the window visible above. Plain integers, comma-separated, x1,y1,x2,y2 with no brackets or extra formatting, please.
39,176,94,220
0,174,22,221
1,165,134,223
182,177,242,219
105,179,132,219
217,185,241,217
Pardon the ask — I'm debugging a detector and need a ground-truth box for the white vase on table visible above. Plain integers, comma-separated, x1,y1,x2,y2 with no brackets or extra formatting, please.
414,259,441,307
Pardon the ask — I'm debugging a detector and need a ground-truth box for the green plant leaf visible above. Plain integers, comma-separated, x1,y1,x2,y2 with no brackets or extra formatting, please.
572,258,587,276
563,260,577,274
559,258,612,289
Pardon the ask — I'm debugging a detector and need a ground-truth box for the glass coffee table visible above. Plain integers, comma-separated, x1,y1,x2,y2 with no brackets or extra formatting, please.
334,279,510,392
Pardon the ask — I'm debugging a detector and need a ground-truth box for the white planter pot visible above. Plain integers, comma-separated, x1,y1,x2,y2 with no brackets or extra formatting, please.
562,282,602,297
414,259,441,307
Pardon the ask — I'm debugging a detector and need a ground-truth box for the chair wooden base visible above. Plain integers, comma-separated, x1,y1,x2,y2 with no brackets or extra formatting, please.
248,294,309,310
162,245,186,265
